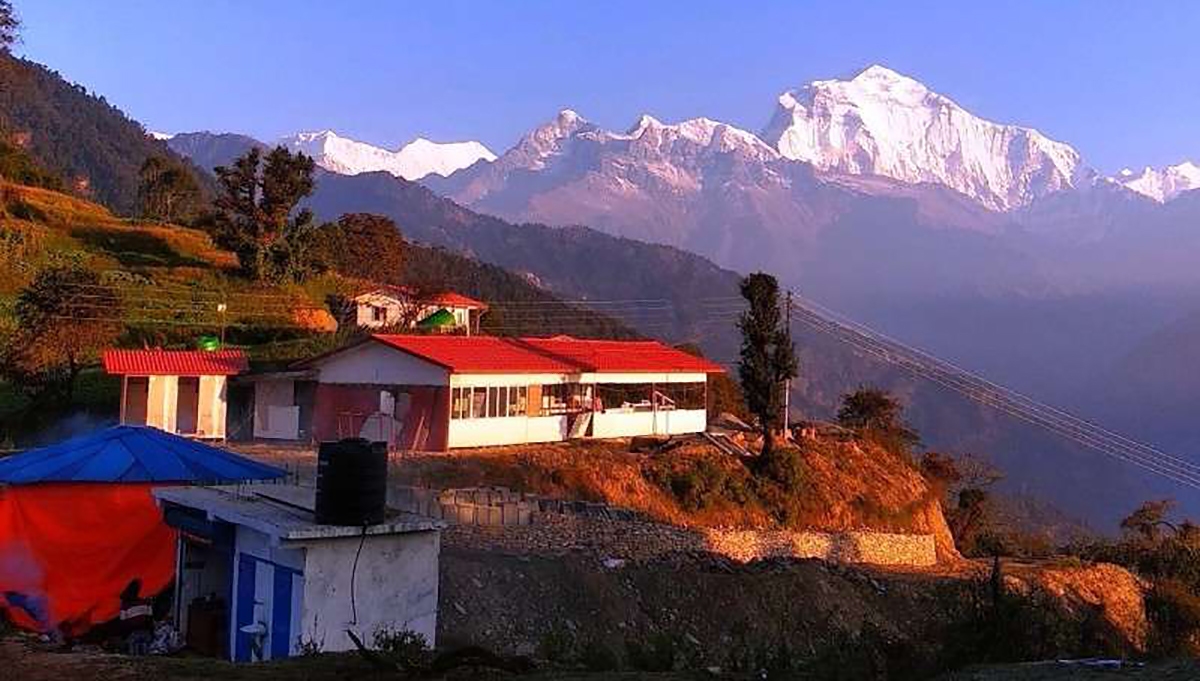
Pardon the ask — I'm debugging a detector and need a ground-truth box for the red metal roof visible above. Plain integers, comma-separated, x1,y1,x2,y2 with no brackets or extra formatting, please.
353,285,488,310
102,349,249,376
427,292,488,310
367,335,723,375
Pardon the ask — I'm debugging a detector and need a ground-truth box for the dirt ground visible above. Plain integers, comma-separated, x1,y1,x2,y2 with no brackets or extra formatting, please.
935,660,1200,680
2,636,1197,681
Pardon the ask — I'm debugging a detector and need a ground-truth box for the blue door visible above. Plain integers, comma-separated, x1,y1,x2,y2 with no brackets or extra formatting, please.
234,554,257,662
270,569,294,659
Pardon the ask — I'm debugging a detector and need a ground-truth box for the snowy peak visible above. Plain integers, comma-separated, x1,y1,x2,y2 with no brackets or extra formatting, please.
279,130,495,180
1111,162,1200,203
762,64,1082,210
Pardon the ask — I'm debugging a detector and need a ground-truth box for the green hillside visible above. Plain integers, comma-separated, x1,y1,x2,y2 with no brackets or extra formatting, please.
0,53,214,215
0,180,631,443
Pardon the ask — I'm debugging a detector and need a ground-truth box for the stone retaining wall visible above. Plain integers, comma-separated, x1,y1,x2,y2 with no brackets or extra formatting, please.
389,485,640,527
445,514,938,567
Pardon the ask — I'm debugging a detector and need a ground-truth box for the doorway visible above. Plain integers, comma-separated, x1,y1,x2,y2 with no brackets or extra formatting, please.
177,377,201,435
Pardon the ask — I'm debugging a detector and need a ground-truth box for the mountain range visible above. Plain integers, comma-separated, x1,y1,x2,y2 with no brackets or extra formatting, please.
156,65,1200,526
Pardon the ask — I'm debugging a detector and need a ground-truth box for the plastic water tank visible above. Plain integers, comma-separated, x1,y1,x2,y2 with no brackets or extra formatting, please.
314,439,387,525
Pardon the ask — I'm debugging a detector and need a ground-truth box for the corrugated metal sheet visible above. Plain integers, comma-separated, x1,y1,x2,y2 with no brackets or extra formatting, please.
102,349,248,376
367,334,724,375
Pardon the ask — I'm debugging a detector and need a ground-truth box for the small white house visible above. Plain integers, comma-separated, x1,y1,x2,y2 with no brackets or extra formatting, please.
103,349,248,439
267,334,724,451
352,286,488,335
155,484,444,663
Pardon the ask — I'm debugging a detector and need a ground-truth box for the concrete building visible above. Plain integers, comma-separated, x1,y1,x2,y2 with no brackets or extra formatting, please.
154,484,444,663
103,349,248,439
246,334,723,450
352,286,488,335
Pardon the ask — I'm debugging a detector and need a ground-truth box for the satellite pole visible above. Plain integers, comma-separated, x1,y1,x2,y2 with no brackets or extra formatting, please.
783,289,792,434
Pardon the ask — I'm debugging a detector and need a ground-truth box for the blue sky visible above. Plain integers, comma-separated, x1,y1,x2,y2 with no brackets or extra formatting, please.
14,0,1200,172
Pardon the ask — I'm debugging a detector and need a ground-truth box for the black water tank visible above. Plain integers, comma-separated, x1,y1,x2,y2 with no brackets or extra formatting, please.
314,439,388,526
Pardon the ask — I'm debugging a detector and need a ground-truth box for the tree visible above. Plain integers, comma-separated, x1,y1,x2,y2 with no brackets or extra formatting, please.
137,156,201,223
836,386,920,453
1,1,18,52
920,451,1005,555
1121,499,1179,544
736,272,797,457
313,212,406,284
3,266,122,400
211,146,317,283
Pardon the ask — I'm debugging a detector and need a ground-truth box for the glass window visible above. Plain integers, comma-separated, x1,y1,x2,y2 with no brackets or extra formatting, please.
515,386,528,415
452,387,471,419
487,387,501,418
470,387,487,419
507,386,522,417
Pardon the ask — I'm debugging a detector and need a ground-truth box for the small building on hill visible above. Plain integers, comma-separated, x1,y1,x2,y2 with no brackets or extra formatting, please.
351,285,488,335
258,334,722,451
103,349,248,440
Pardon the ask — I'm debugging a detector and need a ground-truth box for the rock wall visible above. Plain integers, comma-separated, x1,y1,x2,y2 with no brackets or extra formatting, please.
700,527,937,566
445,514,938,567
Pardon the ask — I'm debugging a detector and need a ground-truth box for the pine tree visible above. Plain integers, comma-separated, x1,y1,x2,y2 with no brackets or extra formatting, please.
0,1,18,53
212,146,317,283
737,272,797,456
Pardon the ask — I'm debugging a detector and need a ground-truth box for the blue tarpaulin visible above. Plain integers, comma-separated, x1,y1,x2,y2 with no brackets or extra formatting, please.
0,425,286,484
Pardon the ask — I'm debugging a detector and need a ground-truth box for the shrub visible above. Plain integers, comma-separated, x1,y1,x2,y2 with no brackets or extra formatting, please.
372,627,432,671
1147,578,1200,656
755,446,806,489
665,458,749,512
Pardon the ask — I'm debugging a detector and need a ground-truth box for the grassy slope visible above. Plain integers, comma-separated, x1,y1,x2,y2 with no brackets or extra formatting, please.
0,182,636,442
384,435,955,548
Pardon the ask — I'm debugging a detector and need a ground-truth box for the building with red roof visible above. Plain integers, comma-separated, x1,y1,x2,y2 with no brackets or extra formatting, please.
103,349,249,439
248,334,723,450
350,285,488,335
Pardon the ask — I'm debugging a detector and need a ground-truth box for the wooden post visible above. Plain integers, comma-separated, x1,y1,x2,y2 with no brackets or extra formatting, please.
119,375,128,425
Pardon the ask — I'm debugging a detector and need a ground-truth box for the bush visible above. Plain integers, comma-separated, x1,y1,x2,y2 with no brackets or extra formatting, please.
664,458,750,512
755,446,806,489
1147,578,1200,656
372,627,432,671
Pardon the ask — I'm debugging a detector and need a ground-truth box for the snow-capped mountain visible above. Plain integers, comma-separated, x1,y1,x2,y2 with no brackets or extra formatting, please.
427,107,1006,278
279,130,495,180
761,65,1082,211
1110,162,1200,203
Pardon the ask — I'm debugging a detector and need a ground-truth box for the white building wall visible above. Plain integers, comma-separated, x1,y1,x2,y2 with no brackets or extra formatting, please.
448,415,568,448
590,409,707,438
579,372,708,385
197,375,228,439
254,379,300,440
146,375,179,433
315,343,449,386
298,531,441,652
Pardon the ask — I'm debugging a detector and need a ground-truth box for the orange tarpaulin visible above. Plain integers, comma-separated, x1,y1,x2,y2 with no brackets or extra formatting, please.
0,483,176,635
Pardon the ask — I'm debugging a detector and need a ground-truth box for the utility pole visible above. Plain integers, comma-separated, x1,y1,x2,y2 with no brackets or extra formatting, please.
783,290,792,434
217,302,228,347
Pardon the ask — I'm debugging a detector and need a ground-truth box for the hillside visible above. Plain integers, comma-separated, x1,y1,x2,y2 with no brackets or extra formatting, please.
0,181,633,442
385,436,958,557
0,53,213,215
